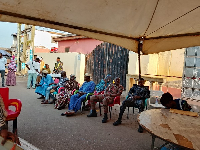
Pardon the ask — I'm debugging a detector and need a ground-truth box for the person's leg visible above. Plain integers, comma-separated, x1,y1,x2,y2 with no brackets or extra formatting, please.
68,94,79,110
27,73,32,89
42,86,52,103
1,70,5,87
102,97,110,123
73,94,87,112
87,95,104,117
113,98,135,126
32,73,37,89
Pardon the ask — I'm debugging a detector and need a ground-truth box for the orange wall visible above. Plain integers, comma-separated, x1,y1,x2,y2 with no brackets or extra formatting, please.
35,47,50,53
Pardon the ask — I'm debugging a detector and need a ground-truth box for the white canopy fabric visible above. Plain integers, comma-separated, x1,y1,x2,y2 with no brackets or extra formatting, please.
0,0,200,54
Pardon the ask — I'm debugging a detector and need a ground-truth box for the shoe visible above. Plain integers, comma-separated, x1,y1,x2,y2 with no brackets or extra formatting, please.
48,101,54,104
66,110,75,116
102,113,108,123
27,87,30,89
61,112,67,116
37,96,45,99
113,120,122,126
41,101,49,104
138,125,143,133
87,110,97,117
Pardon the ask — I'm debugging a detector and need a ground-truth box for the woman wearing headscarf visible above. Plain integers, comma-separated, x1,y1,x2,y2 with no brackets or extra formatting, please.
6,56,17,86
55,74,79,110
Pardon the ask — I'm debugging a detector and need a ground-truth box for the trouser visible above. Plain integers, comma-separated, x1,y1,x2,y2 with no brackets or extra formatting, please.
118,97,145,120
27,73,37,88
0,70,5,86
45,86,53,100
90,95,114,113
68,94,87,112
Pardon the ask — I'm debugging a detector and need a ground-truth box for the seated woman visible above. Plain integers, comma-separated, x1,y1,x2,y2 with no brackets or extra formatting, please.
160,92,191,111
55,74,79,110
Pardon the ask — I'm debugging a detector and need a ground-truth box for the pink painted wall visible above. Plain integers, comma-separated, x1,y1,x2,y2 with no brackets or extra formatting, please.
58,38,103,54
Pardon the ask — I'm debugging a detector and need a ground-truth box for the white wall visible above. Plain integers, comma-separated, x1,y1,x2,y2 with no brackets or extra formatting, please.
34,30,58,49
128,49,185,82
35,52,85,84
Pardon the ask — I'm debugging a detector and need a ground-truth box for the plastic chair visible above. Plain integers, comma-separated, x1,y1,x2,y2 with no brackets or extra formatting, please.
0,87,22,134
126,85,149,119
73,90,94,111
99,95,121,119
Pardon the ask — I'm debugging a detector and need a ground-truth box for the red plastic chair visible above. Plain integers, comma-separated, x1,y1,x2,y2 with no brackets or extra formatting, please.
0,87,22,134
99,95,121,118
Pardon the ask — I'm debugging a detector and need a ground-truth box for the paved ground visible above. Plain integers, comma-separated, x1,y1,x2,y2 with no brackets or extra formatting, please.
2,76,164,150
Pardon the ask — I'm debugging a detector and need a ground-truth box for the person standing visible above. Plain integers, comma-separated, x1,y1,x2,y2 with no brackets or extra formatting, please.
53,57,63,74
25,58,40,89
0,53,7,87
6,56,17,86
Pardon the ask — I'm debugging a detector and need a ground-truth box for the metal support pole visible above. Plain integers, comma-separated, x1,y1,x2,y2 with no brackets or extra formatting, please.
138,39,143,79
16,24,21,72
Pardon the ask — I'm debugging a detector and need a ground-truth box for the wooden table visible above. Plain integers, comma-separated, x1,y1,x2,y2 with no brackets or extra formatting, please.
138,109,200,150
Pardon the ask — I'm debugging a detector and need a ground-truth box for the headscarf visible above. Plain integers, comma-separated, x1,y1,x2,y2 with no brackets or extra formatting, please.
8,57,17,72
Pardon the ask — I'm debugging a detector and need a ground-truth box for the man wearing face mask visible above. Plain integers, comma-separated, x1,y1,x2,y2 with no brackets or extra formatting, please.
35,70,54,99
113,78,150,132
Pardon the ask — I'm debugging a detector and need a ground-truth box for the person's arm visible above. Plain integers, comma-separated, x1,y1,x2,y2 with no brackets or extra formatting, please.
135,87,150,100
25,61,30,70
127,86,135,97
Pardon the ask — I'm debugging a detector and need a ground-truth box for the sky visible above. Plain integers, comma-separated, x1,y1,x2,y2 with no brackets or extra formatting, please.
0,22,17,48
0,22,70,48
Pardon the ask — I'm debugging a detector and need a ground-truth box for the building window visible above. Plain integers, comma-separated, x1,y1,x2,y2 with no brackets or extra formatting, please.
65,47,70,52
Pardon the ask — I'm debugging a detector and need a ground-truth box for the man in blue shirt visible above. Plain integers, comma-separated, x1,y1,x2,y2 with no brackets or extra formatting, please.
35,70,54,99
64,73,95,116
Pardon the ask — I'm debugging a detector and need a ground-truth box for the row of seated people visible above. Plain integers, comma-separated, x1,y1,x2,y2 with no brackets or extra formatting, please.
34,71,150,132
34,71,192,133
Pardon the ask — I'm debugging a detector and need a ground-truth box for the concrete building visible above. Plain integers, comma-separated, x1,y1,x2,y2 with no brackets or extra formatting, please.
53,35,102,54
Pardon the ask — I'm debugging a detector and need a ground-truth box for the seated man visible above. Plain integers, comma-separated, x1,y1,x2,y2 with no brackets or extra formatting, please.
35,70,54,100
84,74,112,110
113,78,150,130
63,73,95,116
87,77,124,123
41,71,68,104
55,74,79,109
160,92,191,111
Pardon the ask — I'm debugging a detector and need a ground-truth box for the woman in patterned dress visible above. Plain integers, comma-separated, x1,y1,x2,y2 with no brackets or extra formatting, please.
55,74,79,110
6,56,17,86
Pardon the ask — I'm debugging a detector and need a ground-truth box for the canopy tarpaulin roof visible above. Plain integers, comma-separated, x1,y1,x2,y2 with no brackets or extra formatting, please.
0,0,200,54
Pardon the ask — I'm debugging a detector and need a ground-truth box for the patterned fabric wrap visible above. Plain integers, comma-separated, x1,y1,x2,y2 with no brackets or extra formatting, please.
0,96,7,128
8,57,16,72
55,80,79,109
95,79,111,93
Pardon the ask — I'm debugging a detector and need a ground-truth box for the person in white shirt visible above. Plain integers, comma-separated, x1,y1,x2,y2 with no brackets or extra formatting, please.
0,53,7,87
25,58,40,89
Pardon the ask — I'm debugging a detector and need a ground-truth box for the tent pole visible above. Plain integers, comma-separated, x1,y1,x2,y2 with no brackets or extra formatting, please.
138,39,143,79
